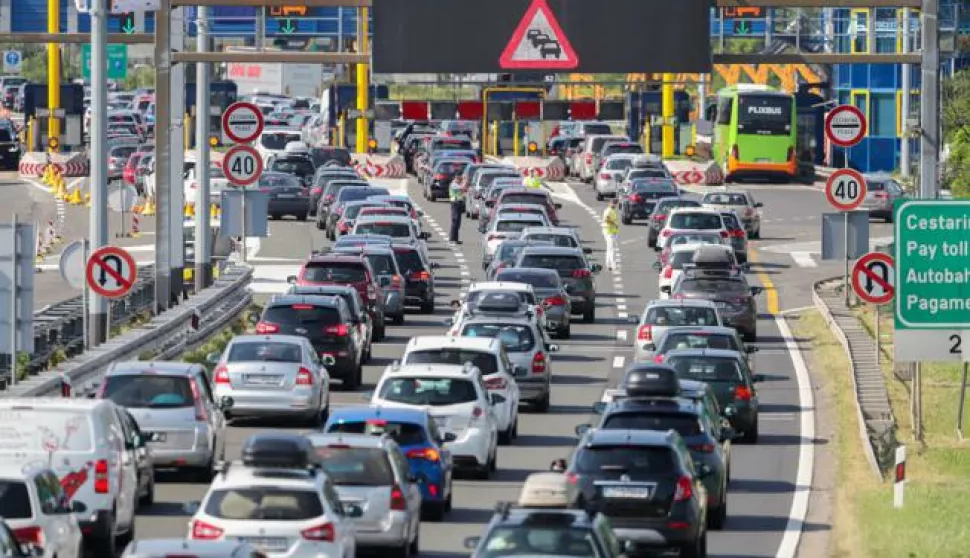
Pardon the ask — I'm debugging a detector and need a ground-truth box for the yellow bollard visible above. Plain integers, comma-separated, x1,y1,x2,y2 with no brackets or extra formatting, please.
84,192,91,207
67,186,82,205
210,203,219,219
184,203,195,218
142,197,156,216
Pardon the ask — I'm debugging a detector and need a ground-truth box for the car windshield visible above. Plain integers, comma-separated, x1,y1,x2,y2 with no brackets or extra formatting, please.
379,377,479,406
522,234,577,248
271,159,314,176
364,253,397,276
204,488,324,520
496,270,559,289
461,323,535,352
479,525,598,558
340,188,390,203
303,263,366,283
227,341,303,363
0,482,30,519
678,278,749,295
354,222,411,238
497,220,541,233
405,349,499,375
261,304,341,326
646,306,718,327
313,447,394,486
602,412,702,437
261,132,301,150
573,445,675,477
344,203,381,220
501,194,548,206
326,420,428,446
704,193,748,205
667,356,744,383
669,213,722,230
660,333,738,352
102,374,193,408
518,255,583,273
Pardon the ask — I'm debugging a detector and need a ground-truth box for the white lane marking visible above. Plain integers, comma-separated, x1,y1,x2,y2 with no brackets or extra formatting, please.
460,270,470,276
779,306,815,316
620,238,639,245
774,312,816,558
617,311,628,319
761,413,796,421
790,252,818,268
616,304,627,312
612,356,625,369
616,330,628,341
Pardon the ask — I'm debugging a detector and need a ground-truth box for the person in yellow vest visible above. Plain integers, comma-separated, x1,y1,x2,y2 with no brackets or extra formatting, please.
602,198,620,271
522,168,546,189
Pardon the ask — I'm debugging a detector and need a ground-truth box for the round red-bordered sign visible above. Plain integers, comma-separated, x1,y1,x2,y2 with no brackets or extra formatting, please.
825,105,868,148
851,252,895,305
221,102,265,144
824,168,868,211
223,145,264,187
86,245,137,299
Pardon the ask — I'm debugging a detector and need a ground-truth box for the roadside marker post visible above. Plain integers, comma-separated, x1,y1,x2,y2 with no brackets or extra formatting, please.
893,445,905,508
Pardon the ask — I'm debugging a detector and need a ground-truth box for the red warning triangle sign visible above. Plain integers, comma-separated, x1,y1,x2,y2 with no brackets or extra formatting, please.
499,0,579,70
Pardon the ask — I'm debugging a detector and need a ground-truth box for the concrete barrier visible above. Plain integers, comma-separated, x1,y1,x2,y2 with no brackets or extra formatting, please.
665,159,723,186
500,156,566,181
351,154,406,179
18,151,90,178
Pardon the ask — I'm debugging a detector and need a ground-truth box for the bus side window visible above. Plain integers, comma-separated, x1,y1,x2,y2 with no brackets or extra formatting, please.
716,98,733,125
704,103,717,122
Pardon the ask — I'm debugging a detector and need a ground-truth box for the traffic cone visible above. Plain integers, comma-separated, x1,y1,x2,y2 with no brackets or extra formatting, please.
68,186,82,206
184,203,195,218
40,165,50,185
54,178,67,201
142,197,156,216
210,203,219,219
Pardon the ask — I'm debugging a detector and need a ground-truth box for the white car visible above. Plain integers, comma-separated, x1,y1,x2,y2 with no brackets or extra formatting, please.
701,189,763,238
183,163,230,208
594,153,640,200
633,298,724,362
448,281,547,333
484,213,549,261
656,208,729,251
517,226,586,251
0,464,84,558
187,434,359,558
370,364,500,479
399,336,521,444
258,129,303,165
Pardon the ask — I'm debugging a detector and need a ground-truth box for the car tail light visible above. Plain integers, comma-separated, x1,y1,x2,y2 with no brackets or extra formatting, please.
719,230,729,238
637,325,652,341
735,386,753,401
213,365,230,384
599,173,611,180
324,324,349,337
874,191,889,199
94,459,109,493
585,153,593,164
390,484,408,511
672,293,685,299
13,526,43,547
654,213,667,221
485,377,507,390
255,321,279,334
662,266,673,279
487,234,499,241
689,443,716,453
729,228,745,238
324,194,334,203
301,522,336,542
661,230,672,237
674,475,693,501
406,448,440,462
312,187,322,195
653,354,665,363
532,352,547,374
731,145,739,160
189,378,208,421
296,367,314,385
434,173,448,181
572,269,591,278
410,270,430,281
190,519,224,539
545,295,565,306
337,221,351,232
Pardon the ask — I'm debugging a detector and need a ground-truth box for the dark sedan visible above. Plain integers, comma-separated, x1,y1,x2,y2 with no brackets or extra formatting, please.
620,178,680,224
258,171,311,220
514,246,601,323
494,267,573,339
424,158,470,201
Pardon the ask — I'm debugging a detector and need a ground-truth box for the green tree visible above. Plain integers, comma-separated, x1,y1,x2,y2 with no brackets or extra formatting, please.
942,70,970,196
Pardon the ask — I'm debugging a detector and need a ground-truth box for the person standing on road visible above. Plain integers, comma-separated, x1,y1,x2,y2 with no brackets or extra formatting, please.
602,198,620,271
523,168,544,189
449,175,468,244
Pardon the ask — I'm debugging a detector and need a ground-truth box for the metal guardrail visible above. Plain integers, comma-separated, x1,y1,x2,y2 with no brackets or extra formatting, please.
1,264,254,397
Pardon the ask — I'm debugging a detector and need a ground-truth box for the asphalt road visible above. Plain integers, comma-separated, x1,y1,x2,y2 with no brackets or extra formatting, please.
128,176,823,558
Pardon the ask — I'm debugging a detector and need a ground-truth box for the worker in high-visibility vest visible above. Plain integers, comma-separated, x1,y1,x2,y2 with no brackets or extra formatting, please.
602,198,620,271
449,175,469,244
522,168,544,189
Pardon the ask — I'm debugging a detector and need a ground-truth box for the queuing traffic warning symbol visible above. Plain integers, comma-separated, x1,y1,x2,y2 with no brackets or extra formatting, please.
499,0,578,70
851,252,895,305
222,102,265,144
86,245,137,299
825,105,867,148
223,145,264,187
824,168,868,211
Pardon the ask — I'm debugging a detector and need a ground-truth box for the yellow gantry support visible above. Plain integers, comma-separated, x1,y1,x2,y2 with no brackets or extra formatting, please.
661,73,675,158
47,0,60,151
354,6,369,154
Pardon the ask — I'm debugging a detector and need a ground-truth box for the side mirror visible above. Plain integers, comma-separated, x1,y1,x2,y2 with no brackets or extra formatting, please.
742,263,751,273
590,264,603,273
592,402,607,414
546,343,560,353
490,393,506,405
417,210,424,217
750,286,764,295
23,544,44,558
485,200,494,208
322,355,337,367
582,247,593,254
182,501,201,515
755,202,763,208
430,262,440,269
70,500,86,513
343,503,364,518
753,374,765,383
286,275,297,284
443,432,458,443
206,352,221,365
574,423,592,437
450,299,461,309
555,203,563,209
134,434,146,448
652,261,662,271
511,365,528,377
220,396,234,410
550,458,568,472
746,346,759,354
463,537,481,550
378,276,391,287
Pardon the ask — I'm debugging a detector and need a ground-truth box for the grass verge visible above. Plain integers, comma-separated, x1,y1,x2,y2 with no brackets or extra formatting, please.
794,308,970,557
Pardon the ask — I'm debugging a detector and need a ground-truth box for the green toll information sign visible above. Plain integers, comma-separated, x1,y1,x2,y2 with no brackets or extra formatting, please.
894,200,970,362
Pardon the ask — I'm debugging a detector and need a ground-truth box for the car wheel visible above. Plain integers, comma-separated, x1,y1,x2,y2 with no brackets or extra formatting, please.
561,323,572,339
193,458,215,483
744,328,757,342
499,421,514,445
421,299,435,314
393,313,405,325
375,323,386,342
583,305,595,323
621,214,632,225
680,529,707,558
409,527,420,555
297,213,308,222
708,498,727,530
315,217,324,230
92,515,117,557
742,422,759,444
422,501,446,522
139,474,155,508
534,392,550,413
595,190,604,201
362,343,372,364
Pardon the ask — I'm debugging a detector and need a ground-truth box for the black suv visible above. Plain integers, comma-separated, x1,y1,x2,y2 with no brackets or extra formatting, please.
551,428,709,558
515,246,601,323
286,284,375,365
391,243,438,313
620,178,679,224
270,154,316,188
254,294,365,390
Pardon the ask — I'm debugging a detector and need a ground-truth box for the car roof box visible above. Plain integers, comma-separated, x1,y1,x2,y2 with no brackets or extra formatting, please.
517,473,577,508
621,365,681,397
241,434,315,469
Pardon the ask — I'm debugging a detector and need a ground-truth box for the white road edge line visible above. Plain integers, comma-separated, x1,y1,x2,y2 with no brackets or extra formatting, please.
611,356,625,369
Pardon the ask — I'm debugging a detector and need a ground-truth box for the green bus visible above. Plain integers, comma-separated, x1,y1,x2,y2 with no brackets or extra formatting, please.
709,85,797,182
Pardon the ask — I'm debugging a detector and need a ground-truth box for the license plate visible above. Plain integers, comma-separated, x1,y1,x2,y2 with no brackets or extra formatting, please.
246,374,280,385
275,193,295,198
603,486,653,499
243,537,288,551
432,416,449,428
145,431,166,443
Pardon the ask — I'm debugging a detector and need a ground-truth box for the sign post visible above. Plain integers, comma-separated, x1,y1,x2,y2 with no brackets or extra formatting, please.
222,145,264,264
825,105,868,306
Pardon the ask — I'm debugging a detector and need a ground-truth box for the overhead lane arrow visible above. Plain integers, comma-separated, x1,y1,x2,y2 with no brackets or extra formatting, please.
280,19,297,34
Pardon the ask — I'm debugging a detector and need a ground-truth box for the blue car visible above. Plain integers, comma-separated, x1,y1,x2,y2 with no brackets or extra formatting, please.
323,406,455,520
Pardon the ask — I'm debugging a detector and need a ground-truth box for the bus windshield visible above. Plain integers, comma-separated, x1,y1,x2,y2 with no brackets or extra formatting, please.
737,95,791,136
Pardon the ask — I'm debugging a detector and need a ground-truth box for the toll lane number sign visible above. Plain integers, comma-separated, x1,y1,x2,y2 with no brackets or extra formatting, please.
825,168,867,212
223,145,263,187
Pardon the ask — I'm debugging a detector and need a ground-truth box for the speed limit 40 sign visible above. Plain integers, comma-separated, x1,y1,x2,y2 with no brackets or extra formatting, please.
825,168,868,212
223,145,263,187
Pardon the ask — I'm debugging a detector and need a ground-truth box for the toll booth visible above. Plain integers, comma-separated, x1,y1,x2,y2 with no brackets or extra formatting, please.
22,84,85,152
626,90,691,155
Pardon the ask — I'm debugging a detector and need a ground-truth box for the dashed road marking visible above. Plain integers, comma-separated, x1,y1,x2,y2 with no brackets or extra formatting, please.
616,330,627,341
612,356,625,369
617,311,628,320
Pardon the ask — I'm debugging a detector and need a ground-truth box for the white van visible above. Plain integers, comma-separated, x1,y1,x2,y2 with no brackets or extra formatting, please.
0,399,140,556
0,463,84,558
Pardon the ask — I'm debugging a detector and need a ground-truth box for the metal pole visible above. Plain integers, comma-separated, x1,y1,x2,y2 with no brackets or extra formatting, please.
255,7,264,49
354,6,369,153
920,0,940,199
844,210,850,306
661,73,675,158
874,304,880,366
900,8,911,177
9,214,16,386
195,5,213,290
47,0,61,152
154,0,173,314
240,190,248,264
81,240,87,351
957,363,967,439
170,7,186,301
88,0,108,343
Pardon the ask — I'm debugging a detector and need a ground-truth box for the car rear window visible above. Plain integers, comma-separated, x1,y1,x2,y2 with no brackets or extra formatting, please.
466,290,532,307
518,255,583,273
311,148,351,167
354,222,411,238
495,270,560,289
379,377,479,406
677,278,749,295
497,220,541,233
344,203,381,220
657,200,701,213
205,488,324,520
261,132,301,150
326,420,428,446
667,356,744,383
318,176,361,192
364,253,397,276
0,409,94,452
338,188,389,203
602,412,702,437
669,251,695,269
522,234,577,248
313,447,394,485
669,234,722,247
271,159,314,176
669,213,723,230
704,193,748,205
393,249,425,274
478,173,520,188
303,262,367,283
495,243,528,263
660,333,738,352
259,174,301,190
102,374,194,408
629,170,670,182
0,481,30,519
604,144,643,156
605,158,633,170
646,306,718,327
435,161,468,174
405,349,499,375
262,304,341,327
573,445,675,476
359,207,409,219
434,139,472,150
110,145,137,159
721,214,742,230
227,341,303,363
461,323,535,352
501,194,548,206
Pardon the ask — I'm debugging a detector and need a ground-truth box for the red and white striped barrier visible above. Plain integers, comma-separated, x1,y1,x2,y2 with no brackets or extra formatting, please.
667,161,724,186
18,152,90,178
502,157,566,182
351,155,407,179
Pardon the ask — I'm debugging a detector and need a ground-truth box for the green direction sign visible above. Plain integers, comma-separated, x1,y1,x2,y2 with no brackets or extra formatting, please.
120,12,136,35
733,20,751,35
894,200,970,362
81,44,128,80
